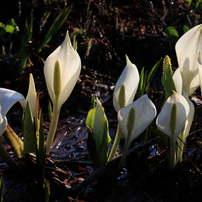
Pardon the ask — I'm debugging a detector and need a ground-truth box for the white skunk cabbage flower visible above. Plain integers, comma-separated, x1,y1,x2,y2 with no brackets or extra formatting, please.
44,31,81,109
113,55,139,112
26,73,37,118
44,31,81,153
118,95,156,145
156,91,190,139
172,69,195,142
175,24,202,96
156,91,190,168
0,88,26,136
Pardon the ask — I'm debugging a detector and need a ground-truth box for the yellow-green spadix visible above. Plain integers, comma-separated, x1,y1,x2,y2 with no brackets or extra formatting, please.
118,95,156,145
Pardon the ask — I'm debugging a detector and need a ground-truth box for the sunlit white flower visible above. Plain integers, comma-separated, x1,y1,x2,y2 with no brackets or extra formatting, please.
175,24,202,95
118,95,156,145
156,91,190,140
113,55,139,112
44,31,81,153
44,31,81,108
0,88,26,136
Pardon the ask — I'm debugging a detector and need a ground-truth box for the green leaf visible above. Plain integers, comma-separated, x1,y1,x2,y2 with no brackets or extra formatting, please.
137,67,146,98
4,25,15,34
0,22,5,28
196,0,202,8
161,56,176,102
183,25,189,33
22,102,36,154
86,99,111,168
86,107,96,130
38,4,73,51
145,58,162,91
18,13,33,75
166,26,179,44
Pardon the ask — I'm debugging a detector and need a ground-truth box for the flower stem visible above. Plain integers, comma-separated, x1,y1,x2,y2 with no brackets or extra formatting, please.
107,124,122,162
45,103,61,154
117,132,131,171
170,135,176,169
176,132,184,164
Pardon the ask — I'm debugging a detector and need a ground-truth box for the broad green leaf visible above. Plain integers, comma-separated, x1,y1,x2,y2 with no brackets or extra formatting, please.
38,4,73,51
166,26,179,44
86,99,111,167
86,107,96,130
4,25,15,34
23,102,36,154
97,110,111,165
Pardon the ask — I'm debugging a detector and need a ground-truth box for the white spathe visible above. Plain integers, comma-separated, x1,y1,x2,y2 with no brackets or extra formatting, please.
175,24,202,96
113,55,139,112
118,95,156,144
156,91,190,141
26,73,37,118
172,68,183,95
44,31,81,108
0,88,26,136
